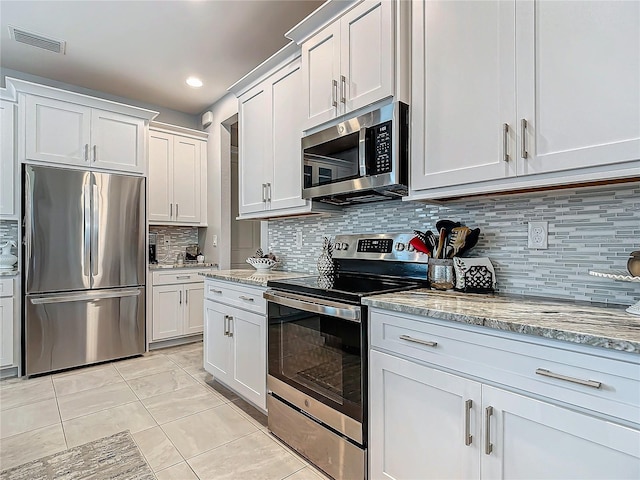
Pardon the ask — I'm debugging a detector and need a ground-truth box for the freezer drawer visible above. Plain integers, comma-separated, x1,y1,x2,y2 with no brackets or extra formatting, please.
25,288,145,376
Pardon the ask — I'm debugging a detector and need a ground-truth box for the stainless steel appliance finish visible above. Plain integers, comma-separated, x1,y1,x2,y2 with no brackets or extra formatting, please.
268,394,365,480
26,288,145,375
24,165,146,376
302,102,409,205
266,233,429,480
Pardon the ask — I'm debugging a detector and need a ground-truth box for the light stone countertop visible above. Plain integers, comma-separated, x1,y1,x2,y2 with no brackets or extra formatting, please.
201,269,310,287
0,269,19,277
149,263,218,271
362,290,640,354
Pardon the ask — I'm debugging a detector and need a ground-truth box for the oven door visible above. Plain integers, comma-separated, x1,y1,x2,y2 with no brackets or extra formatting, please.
265,291,365,444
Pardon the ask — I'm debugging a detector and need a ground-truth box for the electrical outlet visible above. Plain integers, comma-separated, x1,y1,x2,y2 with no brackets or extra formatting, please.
212,235,218,247
528,221,548,249
295,230,303,248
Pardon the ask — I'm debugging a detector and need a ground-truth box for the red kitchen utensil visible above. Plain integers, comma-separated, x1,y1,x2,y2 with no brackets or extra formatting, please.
409,236,431,255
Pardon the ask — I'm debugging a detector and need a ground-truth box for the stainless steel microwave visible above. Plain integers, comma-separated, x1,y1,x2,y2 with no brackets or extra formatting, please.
301,102,409,205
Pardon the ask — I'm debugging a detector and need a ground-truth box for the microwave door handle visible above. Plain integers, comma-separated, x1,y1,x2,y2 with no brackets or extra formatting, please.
358,127,367,176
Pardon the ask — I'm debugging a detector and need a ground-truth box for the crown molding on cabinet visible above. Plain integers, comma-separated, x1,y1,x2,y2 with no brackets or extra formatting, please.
285,0,360,45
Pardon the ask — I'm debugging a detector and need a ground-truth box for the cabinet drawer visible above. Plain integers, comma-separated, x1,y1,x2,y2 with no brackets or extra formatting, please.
0,278,13,297
204,279,266,315
152,270,204,286
370,309,640,424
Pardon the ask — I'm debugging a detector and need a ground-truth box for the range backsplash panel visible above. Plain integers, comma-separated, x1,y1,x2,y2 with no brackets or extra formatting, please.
0,220,19,256
149,225,199,264
267,183,640,306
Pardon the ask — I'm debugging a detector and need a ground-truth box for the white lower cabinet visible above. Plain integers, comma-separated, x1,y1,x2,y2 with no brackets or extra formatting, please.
0,278,14,368
369,310,640,480
150,270,205,342
204,279,267,412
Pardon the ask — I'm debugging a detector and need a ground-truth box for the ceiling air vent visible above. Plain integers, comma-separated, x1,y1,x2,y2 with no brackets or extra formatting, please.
9,26,66,54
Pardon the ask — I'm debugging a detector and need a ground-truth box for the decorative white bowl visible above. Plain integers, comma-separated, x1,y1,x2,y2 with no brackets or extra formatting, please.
246,257,278,271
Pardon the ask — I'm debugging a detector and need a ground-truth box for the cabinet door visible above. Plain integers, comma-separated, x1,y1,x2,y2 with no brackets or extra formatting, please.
301,21,341,129
25,95,91,166
172,136,202,223
369,350,481,480
516,0,640,176
204,300,231,383
184,283,204,335
482,385,640,479
411,0,517,192
268,58,307,212
229,309,266,411
148,130,174,222
0,296,13,367
151,285,183,340
91,109,145,174
340,0,394,113
0,101,15,217
238,86,270,215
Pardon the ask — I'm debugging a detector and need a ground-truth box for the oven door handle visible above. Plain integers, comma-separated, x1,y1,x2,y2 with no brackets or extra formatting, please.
264,292,361,323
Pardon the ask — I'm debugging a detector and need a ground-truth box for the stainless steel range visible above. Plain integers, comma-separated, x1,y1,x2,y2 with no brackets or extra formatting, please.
264,233,429,480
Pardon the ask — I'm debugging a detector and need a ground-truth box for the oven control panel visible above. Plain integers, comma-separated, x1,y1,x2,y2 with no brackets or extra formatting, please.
333,233,429,263
357,238,393,253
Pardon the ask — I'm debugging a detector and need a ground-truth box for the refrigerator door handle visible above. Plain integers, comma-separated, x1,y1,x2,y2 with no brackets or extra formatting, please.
91,182,99,277
30,288,142,305
83,183,91,278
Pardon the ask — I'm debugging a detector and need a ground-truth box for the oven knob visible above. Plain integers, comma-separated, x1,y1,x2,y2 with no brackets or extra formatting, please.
395,242,405,251
334,242,342,251
341,242,348,251
407,243,415,252
304,399,310,408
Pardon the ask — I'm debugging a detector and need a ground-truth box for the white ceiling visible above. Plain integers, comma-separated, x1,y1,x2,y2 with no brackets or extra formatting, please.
0,0,324,115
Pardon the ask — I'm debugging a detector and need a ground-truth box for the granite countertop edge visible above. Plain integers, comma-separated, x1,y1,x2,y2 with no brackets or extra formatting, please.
363,291,640,355
200,269,310,287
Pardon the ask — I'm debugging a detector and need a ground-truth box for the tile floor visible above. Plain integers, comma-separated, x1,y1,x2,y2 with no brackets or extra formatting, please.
0,341,328,480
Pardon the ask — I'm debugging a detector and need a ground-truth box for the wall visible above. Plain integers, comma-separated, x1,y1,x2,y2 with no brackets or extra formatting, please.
267,182,640,307
149,225,199,265
0,220,19,259
199,93,238,269
1,68,199,129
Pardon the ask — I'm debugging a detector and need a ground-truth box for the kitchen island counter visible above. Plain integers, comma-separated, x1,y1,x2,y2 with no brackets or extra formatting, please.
363,290,640,354
201,269,309,287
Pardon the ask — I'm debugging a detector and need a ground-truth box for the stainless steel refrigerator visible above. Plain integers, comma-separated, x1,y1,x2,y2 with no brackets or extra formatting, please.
24,165,146,376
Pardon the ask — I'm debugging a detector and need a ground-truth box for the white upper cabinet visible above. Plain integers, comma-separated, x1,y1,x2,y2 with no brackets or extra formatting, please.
148,124,207,225
90,109,145,173
238,85,270,216
516,0,640,176
410,0,640,200
411,0,517,192
301,0,394,130
232,44,331,220
25,95,91,167
0,100,16,217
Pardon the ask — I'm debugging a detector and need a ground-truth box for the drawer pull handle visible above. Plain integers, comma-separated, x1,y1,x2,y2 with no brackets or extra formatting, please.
239,295,254,302
535,368,602,389
521,118,529,159
210,289,223,294
176,276,191,280
484,406,493,455
399,335,437,348
464,399,473,446
503,123,510,162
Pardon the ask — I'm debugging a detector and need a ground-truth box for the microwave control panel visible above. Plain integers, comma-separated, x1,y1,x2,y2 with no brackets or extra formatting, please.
372,121,392,175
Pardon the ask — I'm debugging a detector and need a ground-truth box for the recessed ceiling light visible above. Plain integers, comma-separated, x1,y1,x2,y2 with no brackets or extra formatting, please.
186,77,203,88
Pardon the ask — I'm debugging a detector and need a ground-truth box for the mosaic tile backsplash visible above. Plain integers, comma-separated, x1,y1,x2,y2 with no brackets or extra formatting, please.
267,183,640,306
149,225,199,264
0,220,19,256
